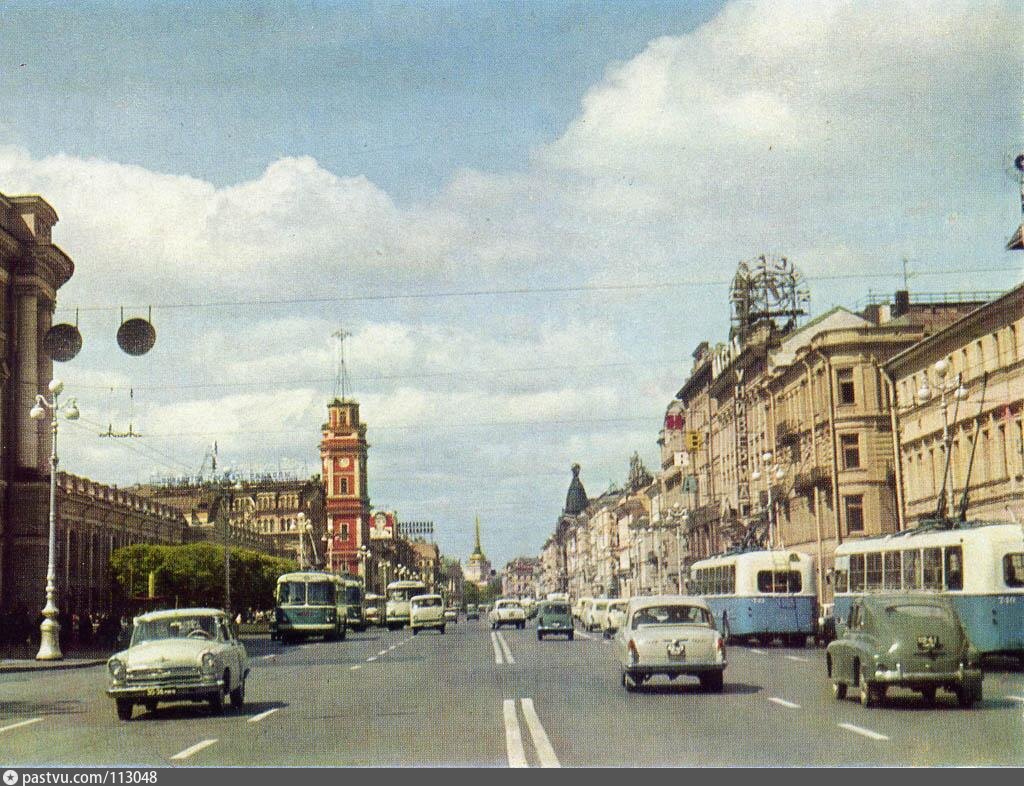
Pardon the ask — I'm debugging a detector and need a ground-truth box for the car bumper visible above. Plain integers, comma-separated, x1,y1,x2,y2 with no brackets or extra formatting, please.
274,622,337,632
411,619,444,627
625,662,726,678
108,677,224,701
872,665,982,688
538,625,573,633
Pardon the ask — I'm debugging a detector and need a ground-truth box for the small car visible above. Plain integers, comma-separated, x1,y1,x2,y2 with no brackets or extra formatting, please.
489,598,527,629
602,599,628,638
410,594,446,634
585,598,611,631
444,607,459,623
363,593,384,626
574,597,594,622
616,595,726,692
815,602,836,646
106,608,249,721
826,594,982,708
536,601,574,640
465,604,480,620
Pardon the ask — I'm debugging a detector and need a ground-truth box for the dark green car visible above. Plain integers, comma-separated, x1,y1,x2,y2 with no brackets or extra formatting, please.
826,594,982,708
536,601,574,641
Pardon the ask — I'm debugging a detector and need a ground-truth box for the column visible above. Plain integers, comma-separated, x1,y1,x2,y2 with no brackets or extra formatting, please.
16,289,39,470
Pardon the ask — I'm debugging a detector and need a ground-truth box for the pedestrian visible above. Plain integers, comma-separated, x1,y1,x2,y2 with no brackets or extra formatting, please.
78,610,94,647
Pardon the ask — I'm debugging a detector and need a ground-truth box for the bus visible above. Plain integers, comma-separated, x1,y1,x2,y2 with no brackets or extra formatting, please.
831,521,1024,660
690,549,817,646
340,575,367,632
385,579,427,630
271,571,347,643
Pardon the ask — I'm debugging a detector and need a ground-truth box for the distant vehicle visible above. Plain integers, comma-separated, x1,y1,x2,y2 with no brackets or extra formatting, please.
584,598,611,631
489,599,526,630
536,601,574,641
341,575,367,632
602,600,628,638
106,608,248,721
546,592,569,603
616,595,726,693
386,580,428,630
574,597,594,623
271,571,347,643
523,599,538,619
826,594,982,708
465,604,480,620
410,594,446,635
832,521,1024,661
364,593,384,626
690,550,816,646
444,607,459,622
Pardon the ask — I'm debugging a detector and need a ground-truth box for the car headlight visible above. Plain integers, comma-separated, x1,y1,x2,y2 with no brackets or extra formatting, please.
108,658,126,682
201,652,218,673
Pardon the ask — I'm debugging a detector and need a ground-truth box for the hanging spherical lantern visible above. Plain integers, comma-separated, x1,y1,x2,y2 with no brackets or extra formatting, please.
117,307,156,356
43,322,83,362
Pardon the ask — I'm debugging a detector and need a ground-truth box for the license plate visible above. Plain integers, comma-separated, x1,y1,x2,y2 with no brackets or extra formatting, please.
917,635,939,650
145,687,175,697
667,642,686,659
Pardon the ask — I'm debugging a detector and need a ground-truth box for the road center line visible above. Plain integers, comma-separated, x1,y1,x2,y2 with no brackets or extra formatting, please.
247,708,280,724
0,717,42,734
1006,695,1024,703
503,699,528,768
768,697,801,709
378,650,388,656
367,656,377,662
261,654,276,661
350,665,362,671
749,648,765,654
491,632,505,665
170,739,219,760
497,631,515,664
520,698,561,768
575,630,591,640
785,655,810,662
838,722,889,741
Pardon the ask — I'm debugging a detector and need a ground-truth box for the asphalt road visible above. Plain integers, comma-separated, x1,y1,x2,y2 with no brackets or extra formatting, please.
2,618,1024,767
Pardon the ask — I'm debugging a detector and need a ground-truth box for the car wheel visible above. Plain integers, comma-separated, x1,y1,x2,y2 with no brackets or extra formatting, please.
339,626,347,641
537,632,543,641
440,626,446,634
412,628,419,635
622,671,638,692
700,672,724,693
568,631,574,641
116,699,134,721
832,681,847,700
920,686,937,706
143,701,157,713
956,686,976,709
858,668,878,708
208,689,225,715
230,676,246,710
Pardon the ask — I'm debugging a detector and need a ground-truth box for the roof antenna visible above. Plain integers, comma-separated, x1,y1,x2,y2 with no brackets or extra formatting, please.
957,372,989,522
333,329,352,401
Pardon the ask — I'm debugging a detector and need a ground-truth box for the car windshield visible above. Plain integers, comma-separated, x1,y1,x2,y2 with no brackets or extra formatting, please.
544,603,570,615
884,604,951,620
631,605,712,628
132,615,221,645
414,597,442,607
277,581,306,605
609,603,627,612
498,601,521,609
389,588,420,602
345,586,362,604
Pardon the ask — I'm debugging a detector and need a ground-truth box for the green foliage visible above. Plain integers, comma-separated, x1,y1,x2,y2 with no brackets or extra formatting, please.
110,542,297,614
462,581,501,606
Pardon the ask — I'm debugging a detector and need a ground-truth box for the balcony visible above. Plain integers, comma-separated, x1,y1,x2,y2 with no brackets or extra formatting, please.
792,466,830,492
775,420,800,446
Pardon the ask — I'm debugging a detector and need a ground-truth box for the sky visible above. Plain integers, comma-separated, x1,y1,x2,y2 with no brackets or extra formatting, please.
0,0,1021,570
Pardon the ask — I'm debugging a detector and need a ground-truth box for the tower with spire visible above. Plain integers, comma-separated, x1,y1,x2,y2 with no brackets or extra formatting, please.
464,515,493,588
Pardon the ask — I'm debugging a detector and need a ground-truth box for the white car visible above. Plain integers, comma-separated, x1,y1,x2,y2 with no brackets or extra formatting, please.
106,608,248,720
602,600,628,638
585,598,611,631
615,595,726,693
575,597,594,622
410,594,446,634
489,598,526,630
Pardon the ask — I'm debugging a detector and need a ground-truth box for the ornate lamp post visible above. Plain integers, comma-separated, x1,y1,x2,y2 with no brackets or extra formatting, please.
916,359,968,517
751,451,788,548
356,545,371,584
29,379,79,661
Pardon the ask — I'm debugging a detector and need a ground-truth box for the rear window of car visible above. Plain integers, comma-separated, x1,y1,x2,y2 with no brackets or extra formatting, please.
884,604,950,619
544,604,569,615
414,597,442,607
631,605,712,628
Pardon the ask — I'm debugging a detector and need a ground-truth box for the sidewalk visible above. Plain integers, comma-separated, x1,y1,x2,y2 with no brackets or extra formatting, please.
1,645,111,673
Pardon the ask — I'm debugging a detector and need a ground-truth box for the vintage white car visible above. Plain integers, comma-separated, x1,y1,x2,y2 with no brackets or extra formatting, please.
602,599,628,638
584,598,611,631
615,595,726,693
106,608,249,720
410,594,446,634
489,598,526,630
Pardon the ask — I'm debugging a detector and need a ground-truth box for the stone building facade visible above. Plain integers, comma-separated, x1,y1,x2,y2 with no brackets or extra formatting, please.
320,398,371,575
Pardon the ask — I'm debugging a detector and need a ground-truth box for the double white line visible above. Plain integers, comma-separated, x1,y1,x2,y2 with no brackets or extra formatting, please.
492,631,515,664
503,698,560,767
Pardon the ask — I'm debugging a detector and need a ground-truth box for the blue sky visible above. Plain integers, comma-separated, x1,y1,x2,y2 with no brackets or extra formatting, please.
0,0,1021,570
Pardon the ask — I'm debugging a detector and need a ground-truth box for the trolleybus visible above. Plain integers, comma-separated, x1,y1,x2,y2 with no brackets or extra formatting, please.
385,579,427,630
271,571,347,643
690,549,817,646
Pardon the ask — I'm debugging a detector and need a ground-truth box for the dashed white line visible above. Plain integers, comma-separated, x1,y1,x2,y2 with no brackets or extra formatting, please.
492,632,505,665
247,708,279,724
768,697,801,709
378,649,388,656
170,739,219,760
749,648,765,655
575,630,592,640
496,631,515,664
1006,695,1024,703
785,655,810,663
838,722,889,741
350,665,362,671
503,699,528,768
367,656,377,662
0,717,42,734
261,654,276,661
520,698,561,768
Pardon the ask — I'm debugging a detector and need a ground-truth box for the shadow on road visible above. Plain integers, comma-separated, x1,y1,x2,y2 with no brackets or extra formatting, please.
133,699,288,722
633,681,762,695
0,698,86,717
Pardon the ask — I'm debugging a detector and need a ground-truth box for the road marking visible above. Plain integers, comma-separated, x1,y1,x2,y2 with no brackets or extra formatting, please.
503,699,528,767
785,655,809,662
838,722,889,741
388,645,397,651
768,697,801,709
497,631,515,664
1007,695,1024,703
378,649,388,656
749,648,765,654
349,665,362,671
261,654,276,661
170,739,219,760
367,656,377,662
0,717,42,734
575,630,592,640
520,698,561,768
491,632,505,665
247,708,279,724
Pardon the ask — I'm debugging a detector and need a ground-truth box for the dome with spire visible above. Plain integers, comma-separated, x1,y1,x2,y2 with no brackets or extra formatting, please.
563,463,589,516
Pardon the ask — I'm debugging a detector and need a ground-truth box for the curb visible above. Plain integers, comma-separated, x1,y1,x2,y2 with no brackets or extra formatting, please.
0,658,106,674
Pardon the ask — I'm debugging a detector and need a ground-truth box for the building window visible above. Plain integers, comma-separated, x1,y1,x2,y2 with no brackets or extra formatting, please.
339,523,349,540
844,495,865,533
841,434,861,469
837,369,855,405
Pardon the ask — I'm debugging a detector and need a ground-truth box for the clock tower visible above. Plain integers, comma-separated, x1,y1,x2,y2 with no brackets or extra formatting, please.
320,398,371,574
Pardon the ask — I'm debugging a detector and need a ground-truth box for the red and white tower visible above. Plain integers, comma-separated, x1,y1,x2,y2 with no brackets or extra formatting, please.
320,398,370,574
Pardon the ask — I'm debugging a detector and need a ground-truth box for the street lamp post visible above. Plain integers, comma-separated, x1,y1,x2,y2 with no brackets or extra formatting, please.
751,451,788,548
296,512,307,568
29,379,79,661
917,359,968,517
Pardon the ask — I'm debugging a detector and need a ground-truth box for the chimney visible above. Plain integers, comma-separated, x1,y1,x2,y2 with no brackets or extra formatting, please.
892,290,910,318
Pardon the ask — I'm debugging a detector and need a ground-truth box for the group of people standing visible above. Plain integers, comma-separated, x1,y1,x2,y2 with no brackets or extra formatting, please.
1,607,127,655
